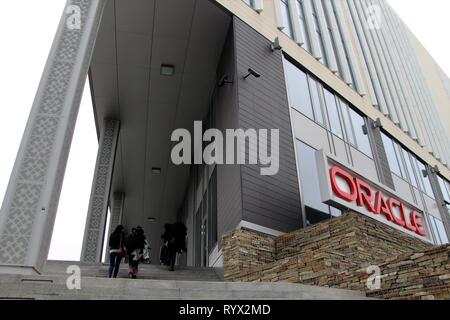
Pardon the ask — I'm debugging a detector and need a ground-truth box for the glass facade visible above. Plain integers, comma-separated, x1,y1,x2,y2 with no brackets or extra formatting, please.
437,175,450,204
284,57,372,158
379,131,449,244
284,59,314,119
296,141,341,225
414,158,434,198
348,107,372,157
323,88,343,138
429,215,449,245
437,175,450,238
381,133,403,178
308,77,325,125
382,132,434,198
284,55,448,243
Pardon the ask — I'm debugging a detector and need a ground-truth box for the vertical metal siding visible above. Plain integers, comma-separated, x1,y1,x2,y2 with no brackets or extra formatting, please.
332,0,365,93
302,0,322,60
313,0,338,72
353,0,402,124
234,17,303,232
288,0,305,45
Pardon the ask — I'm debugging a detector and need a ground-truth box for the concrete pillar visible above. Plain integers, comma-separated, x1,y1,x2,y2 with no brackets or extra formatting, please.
109,192,124,235
0,0,107,275
81,119,119,263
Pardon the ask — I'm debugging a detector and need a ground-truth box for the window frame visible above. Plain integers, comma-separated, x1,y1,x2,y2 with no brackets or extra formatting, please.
437,175,450,204
381,132,403,178
323,87,344,139
348,107,373,158
296,139,342,226
284,59,315,120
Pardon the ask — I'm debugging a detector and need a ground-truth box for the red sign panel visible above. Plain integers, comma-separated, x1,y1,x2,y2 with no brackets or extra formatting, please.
329,166,427,237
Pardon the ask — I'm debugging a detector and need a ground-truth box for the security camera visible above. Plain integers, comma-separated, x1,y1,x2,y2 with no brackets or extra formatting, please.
244,68,261,79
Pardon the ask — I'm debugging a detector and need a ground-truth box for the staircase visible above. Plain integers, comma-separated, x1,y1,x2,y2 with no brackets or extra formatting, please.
44,260,222,282
0,261,370,300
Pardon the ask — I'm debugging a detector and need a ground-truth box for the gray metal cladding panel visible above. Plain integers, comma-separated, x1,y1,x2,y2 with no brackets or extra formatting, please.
372,126,395,189
234,17,302,232
217,164,242,240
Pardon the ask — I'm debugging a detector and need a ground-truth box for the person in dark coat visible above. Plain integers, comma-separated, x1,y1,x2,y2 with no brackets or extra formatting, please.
161,222,187,271
108,225,125,278
125,226,146,279
160,224,173,266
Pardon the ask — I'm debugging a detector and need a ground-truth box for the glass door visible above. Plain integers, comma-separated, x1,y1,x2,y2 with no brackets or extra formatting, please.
194,204,202,267
201,216,208,267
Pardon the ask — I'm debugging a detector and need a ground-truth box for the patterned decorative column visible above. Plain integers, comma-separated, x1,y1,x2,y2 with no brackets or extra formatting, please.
81,119,119,263
0,0,107,275
108,192,125,236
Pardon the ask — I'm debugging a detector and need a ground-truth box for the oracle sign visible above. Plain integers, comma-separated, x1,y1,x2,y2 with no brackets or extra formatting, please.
315,150,428,239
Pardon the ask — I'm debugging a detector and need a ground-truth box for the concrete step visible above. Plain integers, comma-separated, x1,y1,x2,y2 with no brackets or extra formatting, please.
44,260,221,282
0,273,370,300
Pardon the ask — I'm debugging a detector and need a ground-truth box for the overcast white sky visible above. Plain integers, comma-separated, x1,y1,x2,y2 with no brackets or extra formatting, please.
0,1,449,261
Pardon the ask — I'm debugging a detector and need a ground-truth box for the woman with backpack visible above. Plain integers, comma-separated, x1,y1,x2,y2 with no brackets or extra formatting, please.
125,226,146,279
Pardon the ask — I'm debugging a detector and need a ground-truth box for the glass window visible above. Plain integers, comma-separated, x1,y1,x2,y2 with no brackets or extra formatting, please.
447,180,450,200
401,149,419,189
349,108,372,158
242,0,253,7
207,169,218,251
297,141,336,225
284,59,314,119
296,0,310,52
323,88,343,138
393,142,407,179
429,216,441,245
414,159,434,198
435,218,449,244
308,76,325,125
280,0,293,38
339,100,356,146
429,216,449,245
438,176,450,204
381,133,402,178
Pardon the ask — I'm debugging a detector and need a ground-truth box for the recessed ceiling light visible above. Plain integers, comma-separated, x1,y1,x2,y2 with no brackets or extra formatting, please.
161,64,175,76
152,167,162,174
147,217,156,222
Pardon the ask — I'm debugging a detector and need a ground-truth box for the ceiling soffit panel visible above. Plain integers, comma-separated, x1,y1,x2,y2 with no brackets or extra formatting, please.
89,0,232,243
141,0,198,222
